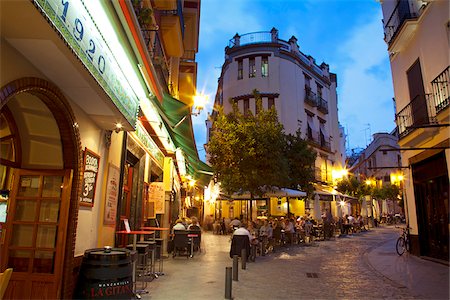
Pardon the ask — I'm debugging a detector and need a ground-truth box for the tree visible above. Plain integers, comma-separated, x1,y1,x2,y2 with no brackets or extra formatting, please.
284,129,317,195
207,90,287,197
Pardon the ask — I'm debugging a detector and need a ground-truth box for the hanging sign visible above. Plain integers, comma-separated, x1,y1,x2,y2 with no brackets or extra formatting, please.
79,148,100,207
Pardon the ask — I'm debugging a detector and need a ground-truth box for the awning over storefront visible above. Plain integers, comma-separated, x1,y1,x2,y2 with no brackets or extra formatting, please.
151,93,213,186
220,187,306,200
313,183,358,201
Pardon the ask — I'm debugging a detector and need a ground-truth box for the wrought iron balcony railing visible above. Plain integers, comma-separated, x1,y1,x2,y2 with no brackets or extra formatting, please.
304,87,317,107
396,94,437,138
307,130,331,151
383,0,417,45
397,66,449,138
431,66,450,114
317,96,329,114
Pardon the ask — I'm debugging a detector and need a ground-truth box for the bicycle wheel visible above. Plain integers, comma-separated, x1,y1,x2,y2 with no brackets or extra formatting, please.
396,237,406,256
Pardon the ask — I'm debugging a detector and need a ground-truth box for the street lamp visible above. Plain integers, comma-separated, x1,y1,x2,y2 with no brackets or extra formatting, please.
172,93,208,129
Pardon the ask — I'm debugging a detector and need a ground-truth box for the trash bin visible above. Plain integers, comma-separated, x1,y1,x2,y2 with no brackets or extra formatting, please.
75,247,133,299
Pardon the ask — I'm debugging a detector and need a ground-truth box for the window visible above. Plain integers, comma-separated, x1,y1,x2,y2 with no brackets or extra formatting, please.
249,58,256,78
268,97,275,109
304,73,311,90
261,56,269,77
244,98,250,115
237,60,243,80
317,83,323,99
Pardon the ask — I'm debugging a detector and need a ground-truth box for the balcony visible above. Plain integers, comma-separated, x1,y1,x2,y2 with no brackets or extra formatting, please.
317,96,329,114
383,0,423,51
396,94,437,138
155,0,185,57
307,130,331,152
431,66,450,115
304,87,317,107
397,66,450,139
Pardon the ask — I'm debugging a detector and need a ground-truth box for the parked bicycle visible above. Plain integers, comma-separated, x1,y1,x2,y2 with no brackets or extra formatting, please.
396,226,410,256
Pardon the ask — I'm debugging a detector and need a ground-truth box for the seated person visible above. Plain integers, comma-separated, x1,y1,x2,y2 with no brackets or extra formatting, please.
230,223,252,258
172,219,186,232
229,217,242,231
188,217,201,231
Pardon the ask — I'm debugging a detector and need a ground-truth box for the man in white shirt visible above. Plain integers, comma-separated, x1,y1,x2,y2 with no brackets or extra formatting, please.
172,219,186,231
233,223,253,242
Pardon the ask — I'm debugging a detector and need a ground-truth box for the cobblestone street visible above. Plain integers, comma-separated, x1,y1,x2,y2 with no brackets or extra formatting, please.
144,226,449,300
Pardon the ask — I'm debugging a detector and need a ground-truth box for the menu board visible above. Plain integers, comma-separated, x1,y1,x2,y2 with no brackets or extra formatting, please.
104,164,120,225
149,182,165,214
79,148,100,207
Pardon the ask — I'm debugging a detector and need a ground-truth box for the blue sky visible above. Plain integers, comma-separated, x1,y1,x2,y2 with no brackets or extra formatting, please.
191,0,395,160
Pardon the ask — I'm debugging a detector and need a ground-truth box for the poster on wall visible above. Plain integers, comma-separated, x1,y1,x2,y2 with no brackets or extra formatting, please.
149,182,165,214
79,148,100,207
104,164,120,225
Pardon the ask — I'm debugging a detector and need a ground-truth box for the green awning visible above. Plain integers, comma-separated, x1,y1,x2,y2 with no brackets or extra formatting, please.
151,93,213,186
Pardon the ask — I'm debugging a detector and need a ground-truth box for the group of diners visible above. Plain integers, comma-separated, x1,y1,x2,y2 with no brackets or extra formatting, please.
229,212,369,259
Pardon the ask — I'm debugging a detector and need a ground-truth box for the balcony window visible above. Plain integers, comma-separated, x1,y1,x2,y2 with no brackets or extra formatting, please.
261,56,269,77
304,73,311,89
249,58,256,78
238,60,243,80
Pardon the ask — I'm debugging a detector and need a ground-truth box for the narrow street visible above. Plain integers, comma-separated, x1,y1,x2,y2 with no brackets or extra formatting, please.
144,226,449,300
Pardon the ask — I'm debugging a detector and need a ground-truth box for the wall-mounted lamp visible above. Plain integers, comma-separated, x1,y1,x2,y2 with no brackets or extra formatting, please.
172,94,208,129
115,123,123,133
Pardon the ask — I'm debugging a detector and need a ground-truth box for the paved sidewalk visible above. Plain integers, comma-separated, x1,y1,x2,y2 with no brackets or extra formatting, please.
365,227,449,300
142,226,449,299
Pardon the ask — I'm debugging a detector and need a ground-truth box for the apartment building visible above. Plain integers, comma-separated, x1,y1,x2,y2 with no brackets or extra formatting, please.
206,28,346,219
380,0,449,261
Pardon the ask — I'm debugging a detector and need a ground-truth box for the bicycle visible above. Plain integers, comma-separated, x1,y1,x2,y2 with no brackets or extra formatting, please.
396,226,410,256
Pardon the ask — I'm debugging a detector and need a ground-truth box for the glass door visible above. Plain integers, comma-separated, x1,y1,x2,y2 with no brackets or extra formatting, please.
1,169,72,299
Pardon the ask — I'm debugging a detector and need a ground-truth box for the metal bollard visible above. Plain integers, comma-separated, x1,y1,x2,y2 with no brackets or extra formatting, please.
241,249,247,269
233,255,239,281
225,267,232,299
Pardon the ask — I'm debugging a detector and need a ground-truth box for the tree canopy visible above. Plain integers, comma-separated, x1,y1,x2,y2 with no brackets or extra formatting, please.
206,90,316,198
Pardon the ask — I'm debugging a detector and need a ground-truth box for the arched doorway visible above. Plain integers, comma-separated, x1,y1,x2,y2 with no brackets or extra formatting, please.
0,78,82,299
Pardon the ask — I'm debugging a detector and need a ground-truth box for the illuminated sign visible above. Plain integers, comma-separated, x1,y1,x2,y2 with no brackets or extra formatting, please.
34,0,139,127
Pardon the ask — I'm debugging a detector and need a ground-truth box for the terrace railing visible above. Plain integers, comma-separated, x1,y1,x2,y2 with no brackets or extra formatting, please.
383,0,416,45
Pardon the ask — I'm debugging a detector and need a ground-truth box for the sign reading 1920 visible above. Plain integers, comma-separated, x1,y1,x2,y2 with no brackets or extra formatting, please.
80,148,100,207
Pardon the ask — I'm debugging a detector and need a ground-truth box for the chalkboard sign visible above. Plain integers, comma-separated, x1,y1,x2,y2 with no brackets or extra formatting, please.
79,148,100,207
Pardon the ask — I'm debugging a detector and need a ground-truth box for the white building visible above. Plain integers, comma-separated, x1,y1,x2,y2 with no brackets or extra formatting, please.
380,0,449,261
207,28,346,185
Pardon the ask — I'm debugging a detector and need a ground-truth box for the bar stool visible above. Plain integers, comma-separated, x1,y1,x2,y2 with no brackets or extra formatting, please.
137,240,157,279
126,243,150,290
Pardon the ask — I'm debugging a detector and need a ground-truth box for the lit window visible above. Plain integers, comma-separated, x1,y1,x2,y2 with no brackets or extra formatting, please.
249,58,256,78
262,56,269,77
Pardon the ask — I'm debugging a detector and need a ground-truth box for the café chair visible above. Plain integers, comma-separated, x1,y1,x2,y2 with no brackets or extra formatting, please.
0,268,13,300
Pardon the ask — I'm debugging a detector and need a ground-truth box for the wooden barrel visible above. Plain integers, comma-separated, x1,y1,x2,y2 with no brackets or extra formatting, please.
75,247,133,299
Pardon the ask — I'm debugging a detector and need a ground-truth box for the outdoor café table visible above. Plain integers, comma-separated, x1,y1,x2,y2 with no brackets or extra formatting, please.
140,227,170,275
116,230,155,295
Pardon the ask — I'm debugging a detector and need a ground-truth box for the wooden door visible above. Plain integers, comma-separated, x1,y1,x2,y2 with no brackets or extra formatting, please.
1,169,72,299
117,164,132,247
407,59,428,126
